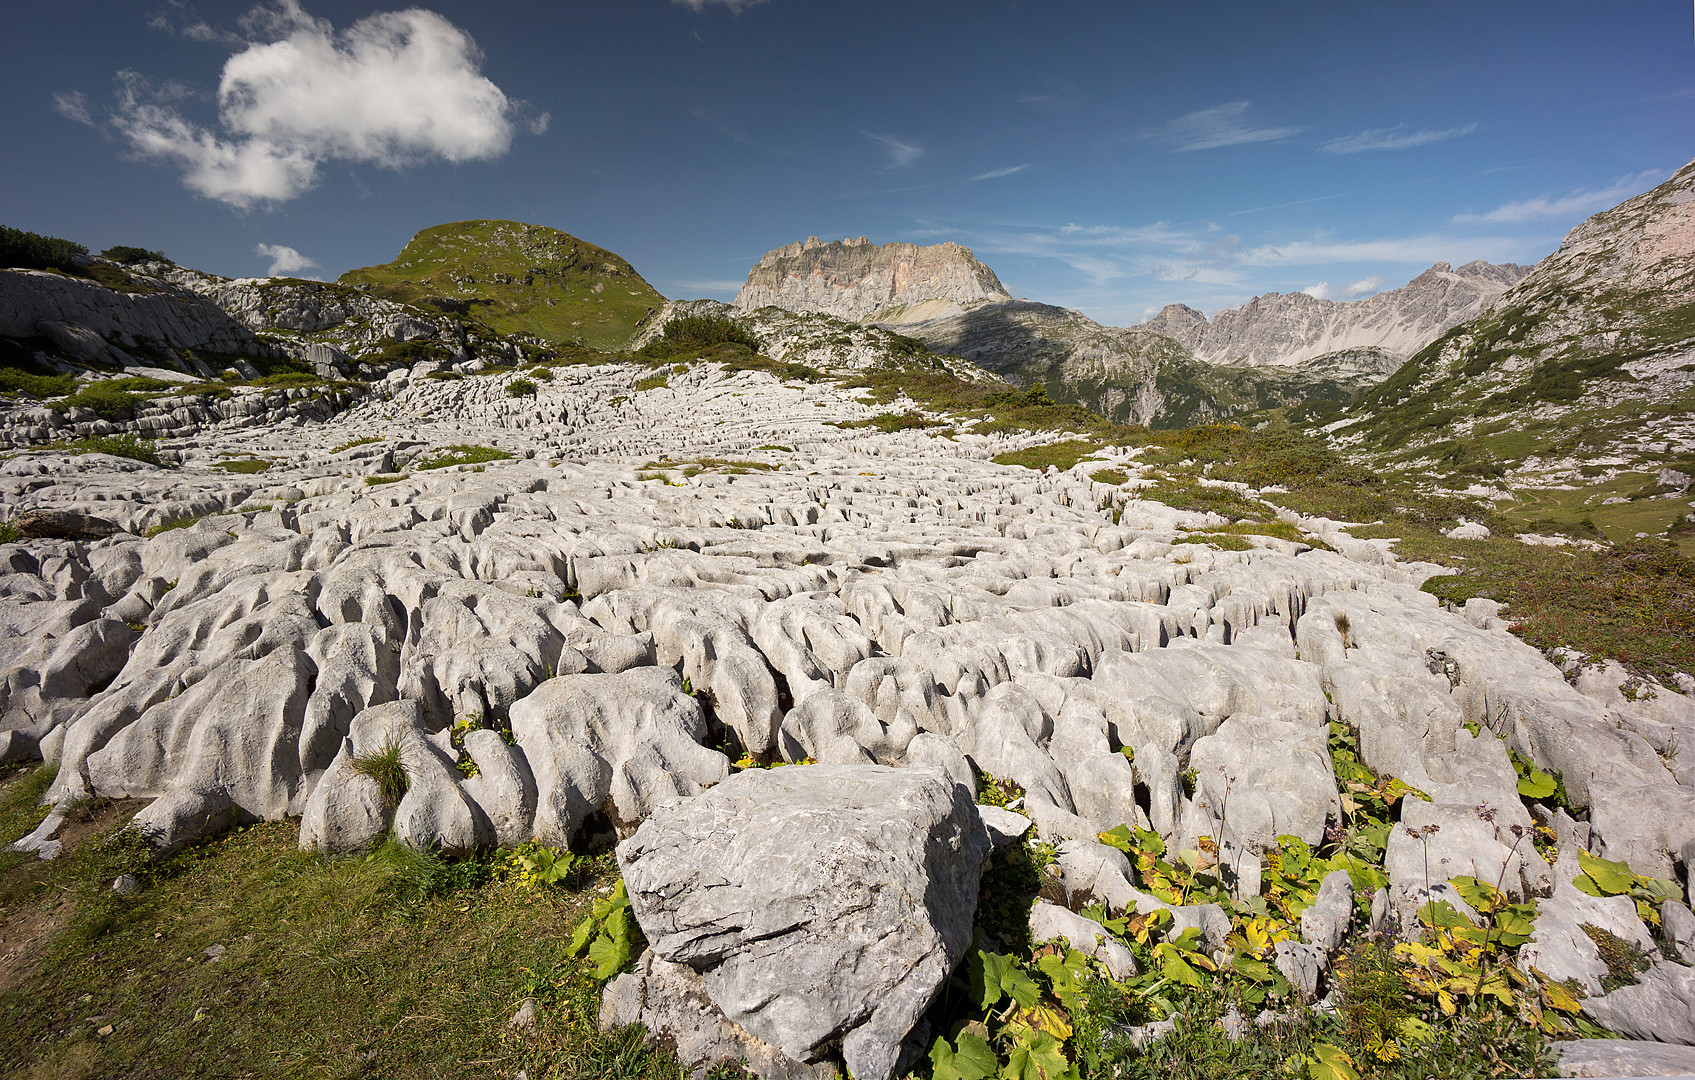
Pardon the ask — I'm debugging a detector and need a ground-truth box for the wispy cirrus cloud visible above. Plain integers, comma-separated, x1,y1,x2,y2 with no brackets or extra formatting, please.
968,164,1031,182
1145,101,1302,152
672,0,770,11
866,132,922,169
53,91,93,126
1451,170,1663,224
1319,123,1477,154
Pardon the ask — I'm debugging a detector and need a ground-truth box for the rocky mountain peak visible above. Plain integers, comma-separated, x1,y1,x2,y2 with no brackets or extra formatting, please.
734,236,1012,322
1139,259,1531,368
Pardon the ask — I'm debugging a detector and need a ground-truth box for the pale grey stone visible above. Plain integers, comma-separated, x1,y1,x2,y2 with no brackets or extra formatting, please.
618,764,990,1080
1557,1038,1695,1077
1028,900,1138,979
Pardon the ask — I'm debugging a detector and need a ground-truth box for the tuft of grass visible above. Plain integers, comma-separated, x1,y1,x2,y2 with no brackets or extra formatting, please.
506,378,538,397
144,515,202,538
349,739,409,809
1171,533,1255,551
415,444,513,471
0,522,18,544
634,373,669,392
756,444,793,453
210,458,270,474
332,436,382,452
364,473,407,486
1090,467,1129,486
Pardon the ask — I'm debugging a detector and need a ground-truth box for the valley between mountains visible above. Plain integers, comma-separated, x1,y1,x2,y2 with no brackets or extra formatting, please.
0,165,1693,1079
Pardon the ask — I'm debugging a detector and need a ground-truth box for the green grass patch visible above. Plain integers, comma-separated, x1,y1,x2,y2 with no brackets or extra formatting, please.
52,434,166,467
1400,533,1695,684
993,439,1106,471
339,219,667,351
507,378,538,397
1090,467,1129,486
210,458,270,474
633,373,669,392
363,474,407,486
144,515,202,537
416,444,513,470
1172,533,1255,551
331,436,382,452
833,412,945,434
0,767,693,1080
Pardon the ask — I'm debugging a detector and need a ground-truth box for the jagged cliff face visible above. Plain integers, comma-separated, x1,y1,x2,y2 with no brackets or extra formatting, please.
1143,260,1531,368
733,236,1011,323
1331,159,1695,501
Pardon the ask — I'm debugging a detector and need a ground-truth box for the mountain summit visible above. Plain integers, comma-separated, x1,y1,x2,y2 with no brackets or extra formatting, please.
339,220,665,350
1141,260,1530,369
733,236,1011,322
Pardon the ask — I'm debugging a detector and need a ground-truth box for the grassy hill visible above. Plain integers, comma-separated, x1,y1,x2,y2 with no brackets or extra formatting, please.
1316,161,1695,547
339,220,666,350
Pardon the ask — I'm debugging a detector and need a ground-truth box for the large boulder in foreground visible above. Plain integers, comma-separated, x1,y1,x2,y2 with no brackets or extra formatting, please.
611,763,993,1080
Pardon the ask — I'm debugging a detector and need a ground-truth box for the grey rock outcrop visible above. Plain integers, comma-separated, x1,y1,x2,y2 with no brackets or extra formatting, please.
1558,1038,1695,1078
734,237,1010,323
617,764,991,1080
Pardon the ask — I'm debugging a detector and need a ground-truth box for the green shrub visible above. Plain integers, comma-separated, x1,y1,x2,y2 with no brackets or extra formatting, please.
0,364,77,398
415,444,512,470
0,521,18,544
253,372,320,389
634,373,669,392
661,314,760,352
0,225,87,272
834,412,944,434
100,245,169,265
505,378,537,397
60,434,165,466
56,383,145,418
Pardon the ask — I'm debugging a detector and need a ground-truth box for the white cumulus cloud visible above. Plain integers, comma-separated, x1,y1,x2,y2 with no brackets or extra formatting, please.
255,242,318,276
1300,282,1331,299
105,0,545,208
1319,123,1477,154
1451,170,1664,225
1343,275,1386,298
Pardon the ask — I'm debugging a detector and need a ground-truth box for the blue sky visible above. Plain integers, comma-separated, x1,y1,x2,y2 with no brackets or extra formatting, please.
3,0,1691,325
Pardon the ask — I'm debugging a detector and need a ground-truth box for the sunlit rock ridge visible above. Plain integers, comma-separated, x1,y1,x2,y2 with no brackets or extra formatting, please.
1141,260,1531,369
733,236,1012,323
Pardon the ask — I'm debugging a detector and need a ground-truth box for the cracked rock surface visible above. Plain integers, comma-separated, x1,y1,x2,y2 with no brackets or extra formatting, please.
2,357,1692,1071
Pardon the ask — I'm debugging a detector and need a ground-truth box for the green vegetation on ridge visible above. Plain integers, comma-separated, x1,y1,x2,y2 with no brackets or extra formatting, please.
339,220,667,351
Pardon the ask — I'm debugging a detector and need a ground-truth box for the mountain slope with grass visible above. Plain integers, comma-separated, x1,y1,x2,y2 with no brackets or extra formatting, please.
894,299,1389,428
340,220,666,350
1320,159,1695,542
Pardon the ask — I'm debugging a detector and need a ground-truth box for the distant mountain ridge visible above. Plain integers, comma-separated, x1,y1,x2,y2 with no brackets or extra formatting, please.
1141,260,1531,369
734,236,1011,323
